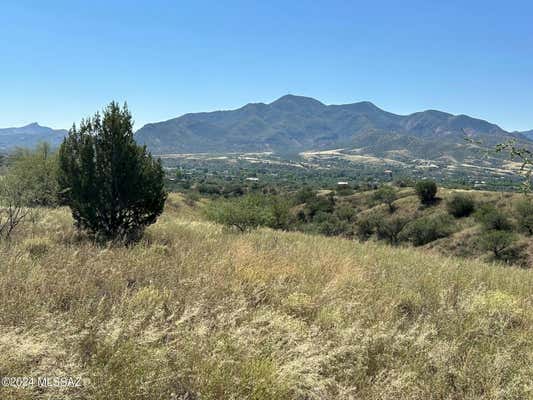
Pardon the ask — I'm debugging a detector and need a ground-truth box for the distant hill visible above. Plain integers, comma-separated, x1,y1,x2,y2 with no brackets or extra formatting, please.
0,123,67,151
520,130,533,140
135,95,530,162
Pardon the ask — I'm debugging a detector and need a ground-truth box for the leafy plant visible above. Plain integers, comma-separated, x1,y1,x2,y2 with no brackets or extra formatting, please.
475,204,513,231
479,230,516,259
514,199,533,235
206,194,276,232
5,142,60,207
401,213,454,246
355,214,375,241
415,180,438,205
374,214,410,245
446,193,475,218
0,173,32,240
58,102,167,243
372,185,397,212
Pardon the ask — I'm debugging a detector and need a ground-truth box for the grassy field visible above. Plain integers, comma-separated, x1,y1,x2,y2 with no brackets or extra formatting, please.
1,194,533,399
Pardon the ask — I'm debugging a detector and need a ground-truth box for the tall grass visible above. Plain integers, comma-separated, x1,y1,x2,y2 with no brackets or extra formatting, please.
1,194,533,399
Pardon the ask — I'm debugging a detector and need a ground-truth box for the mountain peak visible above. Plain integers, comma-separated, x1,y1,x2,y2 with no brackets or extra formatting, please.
0,123,67,150
270,94,325,108
134,95,528,158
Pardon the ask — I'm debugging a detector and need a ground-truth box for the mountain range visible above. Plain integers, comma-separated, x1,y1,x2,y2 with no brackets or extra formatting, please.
2,96,531,165
134,95,531,162
0,123,67,151
519,130,533,140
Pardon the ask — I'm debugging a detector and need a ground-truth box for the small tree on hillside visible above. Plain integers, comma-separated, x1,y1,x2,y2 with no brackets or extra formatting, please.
415,180,438,205
373,185,397,212
58,102,166,242
479,230,516,259
514,199,533,235
446,193,475,218
7,142,60,207
474,204,513,231
0,173,32,240
206,194,274,232
375,214,410,245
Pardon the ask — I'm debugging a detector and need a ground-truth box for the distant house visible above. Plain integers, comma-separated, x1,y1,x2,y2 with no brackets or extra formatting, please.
245,177,259,182
337,181,349,186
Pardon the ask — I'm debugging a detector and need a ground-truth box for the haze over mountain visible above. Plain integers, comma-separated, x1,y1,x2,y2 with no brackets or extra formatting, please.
0,123,67,151
520,130,533,140
135,95,530,162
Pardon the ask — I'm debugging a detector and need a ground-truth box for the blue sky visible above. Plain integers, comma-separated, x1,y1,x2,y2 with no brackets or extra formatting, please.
1,0,532,131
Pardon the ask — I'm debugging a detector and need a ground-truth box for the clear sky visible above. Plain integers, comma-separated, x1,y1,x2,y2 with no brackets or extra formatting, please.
1,0,532,131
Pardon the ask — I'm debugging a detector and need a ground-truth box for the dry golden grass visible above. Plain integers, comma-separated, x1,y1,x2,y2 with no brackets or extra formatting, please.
1,193,533,399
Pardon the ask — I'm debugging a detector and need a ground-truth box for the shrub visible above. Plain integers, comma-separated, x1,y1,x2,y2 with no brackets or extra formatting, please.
475,204,512,231
335,186,354,196
415,180,438,205
206,194,269,232
334,205,357,223
514,199,533,235
6,143,60,207
303,193,335,222
0,173,32,240
401,214,454,246
197,182,222,196
313,212,353,237
374,214,410,245
294,187,316,204
184,191,200,206
446,193,475,218
268,195,293,230
372,185,397,212
58,102,167,243
355,214,375,241
479,230,516,259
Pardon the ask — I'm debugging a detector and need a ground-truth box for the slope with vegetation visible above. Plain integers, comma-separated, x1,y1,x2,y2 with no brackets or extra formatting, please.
2,194,533,399
2,103,533,398
203,178,533,268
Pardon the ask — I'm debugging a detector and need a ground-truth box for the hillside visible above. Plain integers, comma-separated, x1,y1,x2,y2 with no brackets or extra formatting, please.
520,129,533,140
0,123,67,151
2,194,533,399
135,95,530,163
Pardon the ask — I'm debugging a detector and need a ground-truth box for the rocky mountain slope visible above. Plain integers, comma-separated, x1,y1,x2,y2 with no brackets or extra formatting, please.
135,95,530,162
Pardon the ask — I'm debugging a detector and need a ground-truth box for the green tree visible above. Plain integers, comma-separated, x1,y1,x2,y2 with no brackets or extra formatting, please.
355,214,375,241
446,193,475,218
375,214,410,245
475,204,512,231
479,230,516,259
415,180,438,205
268,195,292,230
373,185,397,212
294,186,316,205
401,213,454,246
206,194,273,232
6,142,59,207
0,172,32,240
58,102,166,242
514,199,533,235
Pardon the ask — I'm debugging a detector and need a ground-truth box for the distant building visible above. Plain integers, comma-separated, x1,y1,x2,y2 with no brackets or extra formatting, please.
337,181,349,186
245,177,259,181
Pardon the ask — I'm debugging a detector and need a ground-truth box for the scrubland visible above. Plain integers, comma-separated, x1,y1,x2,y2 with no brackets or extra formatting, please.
1,194,533,399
